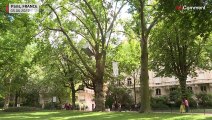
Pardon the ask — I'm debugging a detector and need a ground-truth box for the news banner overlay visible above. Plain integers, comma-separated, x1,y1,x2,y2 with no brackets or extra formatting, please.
6,4,39,13
176,5,206,11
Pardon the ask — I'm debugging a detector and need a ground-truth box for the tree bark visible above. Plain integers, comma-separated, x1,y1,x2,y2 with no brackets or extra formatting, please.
14,91,18,107
70,81,76,109
140,36,151,113
94,80,105,111
133,73,137,104
92,51,106,111
179,76,187,98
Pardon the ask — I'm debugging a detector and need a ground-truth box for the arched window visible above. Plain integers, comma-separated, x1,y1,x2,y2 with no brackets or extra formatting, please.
156,88,161,95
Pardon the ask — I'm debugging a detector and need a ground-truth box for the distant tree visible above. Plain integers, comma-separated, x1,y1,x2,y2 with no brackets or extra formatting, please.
113,39,140,104
149,11,211,98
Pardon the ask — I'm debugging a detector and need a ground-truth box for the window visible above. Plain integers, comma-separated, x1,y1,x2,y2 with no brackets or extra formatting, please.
187,87,192,90
187,87,193,92
200,86,207,92
127,78,132,86
170,87,176,92
156,88,161,95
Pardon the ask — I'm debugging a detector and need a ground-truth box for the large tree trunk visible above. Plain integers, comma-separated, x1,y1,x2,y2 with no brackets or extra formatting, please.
179,76,187,98
70,81,76,109
140,37,151,113
93,52,106,111
139,0,151,113
94,80,105,111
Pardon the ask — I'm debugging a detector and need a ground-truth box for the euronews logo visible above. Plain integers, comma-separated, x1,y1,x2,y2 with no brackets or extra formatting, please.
176,5,206,10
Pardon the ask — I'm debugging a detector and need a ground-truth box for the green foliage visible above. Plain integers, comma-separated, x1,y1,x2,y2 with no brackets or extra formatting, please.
44,102,61,110
113,39,140,75
151,96,169,110
169,88,197,108
0,98,4,108
149,0,212,99
196,93,212,108
22,90,40,107
105,85,133,109
3,107,41,112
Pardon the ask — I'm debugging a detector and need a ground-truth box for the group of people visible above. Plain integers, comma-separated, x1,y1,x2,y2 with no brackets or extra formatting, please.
180,98,189,113
64,103,72,110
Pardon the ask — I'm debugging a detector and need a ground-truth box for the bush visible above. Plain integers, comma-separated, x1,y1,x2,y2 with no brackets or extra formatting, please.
3,107,40,112
151,96,169,110
0,101,4,108
169,88,197,108
44,102,61,110
188,97,197,108
75,104,80,110
105,86,134,111
196,93,212,108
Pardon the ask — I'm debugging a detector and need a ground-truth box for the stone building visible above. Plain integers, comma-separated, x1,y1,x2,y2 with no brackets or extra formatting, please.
76,88,95,111
124,70,212,104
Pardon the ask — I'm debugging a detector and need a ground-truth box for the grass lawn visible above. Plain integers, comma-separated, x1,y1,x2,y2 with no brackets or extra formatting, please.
0,110,212,120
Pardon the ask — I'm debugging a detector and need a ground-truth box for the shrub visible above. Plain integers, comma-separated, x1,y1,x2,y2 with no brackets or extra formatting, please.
0,101,4,108
75,104,80,110
44,102,61,110
169,88,197,108
105,86,134,110
196,93,212,108
151,96,169,110
188,97,197,108
3,107,40,112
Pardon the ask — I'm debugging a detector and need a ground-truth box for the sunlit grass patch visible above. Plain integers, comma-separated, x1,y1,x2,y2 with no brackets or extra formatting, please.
0,110,211,120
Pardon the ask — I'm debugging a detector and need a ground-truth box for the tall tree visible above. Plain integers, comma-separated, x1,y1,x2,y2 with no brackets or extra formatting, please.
40,0,127,111
149,1,212,98
0,10,37,109
127,0,163,112
127,0,212,112
113,39,140,104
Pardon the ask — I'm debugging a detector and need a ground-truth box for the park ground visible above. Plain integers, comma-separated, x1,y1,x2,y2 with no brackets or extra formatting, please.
0,110,212,120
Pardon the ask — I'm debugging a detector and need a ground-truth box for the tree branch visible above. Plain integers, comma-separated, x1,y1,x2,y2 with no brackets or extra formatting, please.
62,55,94,80
44,5,96,77
145,14,162,38
62,6,97,44
83,0,104,39
47,4,62,27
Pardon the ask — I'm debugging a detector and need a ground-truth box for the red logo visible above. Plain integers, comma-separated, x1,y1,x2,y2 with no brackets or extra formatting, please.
6,5,9,13
176,6,183,10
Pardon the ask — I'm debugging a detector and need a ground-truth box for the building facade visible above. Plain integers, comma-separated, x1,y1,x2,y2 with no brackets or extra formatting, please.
74,70,212,110
124,70,212,104
76,88,95,111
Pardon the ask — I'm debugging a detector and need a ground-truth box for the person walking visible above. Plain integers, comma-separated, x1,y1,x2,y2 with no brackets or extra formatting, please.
184,98,189,112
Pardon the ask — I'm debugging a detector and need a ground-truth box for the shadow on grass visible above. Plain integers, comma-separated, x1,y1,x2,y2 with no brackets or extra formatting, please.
0,110,212,120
